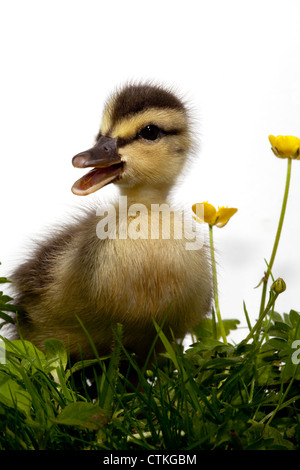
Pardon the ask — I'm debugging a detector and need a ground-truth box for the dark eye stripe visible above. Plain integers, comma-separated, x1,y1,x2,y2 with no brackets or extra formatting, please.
117,128,179,148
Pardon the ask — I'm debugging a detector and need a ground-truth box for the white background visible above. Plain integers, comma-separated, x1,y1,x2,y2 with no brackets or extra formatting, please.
1,0,300,342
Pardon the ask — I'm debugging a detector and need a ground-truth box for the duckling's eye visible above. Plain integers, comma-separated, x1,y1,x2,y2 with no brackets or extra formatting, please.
139,125,160,141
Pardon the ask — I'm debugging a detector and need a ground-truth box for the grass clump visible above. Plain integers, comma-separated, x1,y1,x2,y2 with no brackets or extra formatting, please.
0,279,300,450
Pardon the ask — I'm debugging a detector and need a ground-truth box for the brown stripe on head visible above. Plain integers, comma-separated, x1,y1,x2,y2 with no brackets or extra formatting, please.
99,83,186,137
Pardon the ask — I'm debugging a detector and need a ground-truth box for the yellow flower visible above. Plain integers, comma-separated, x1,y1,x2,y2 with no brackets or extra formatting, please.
269,135,300,159
192,202,238,228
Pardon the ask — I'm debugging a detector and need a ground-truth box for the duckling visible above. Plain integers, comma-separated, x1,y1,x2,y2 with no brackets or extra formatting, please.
11,82,212,364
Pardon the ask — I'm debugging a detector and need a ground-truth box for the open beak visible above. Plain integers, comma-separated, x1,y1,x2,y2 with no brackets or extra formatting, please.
71,136,123,196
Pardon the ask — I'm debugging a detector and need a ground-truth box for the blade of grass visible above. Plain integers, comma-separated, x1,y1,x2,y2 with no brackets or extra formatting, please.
101,323,123,414
243,301,252,331
75,315,123,414
153,320,223,422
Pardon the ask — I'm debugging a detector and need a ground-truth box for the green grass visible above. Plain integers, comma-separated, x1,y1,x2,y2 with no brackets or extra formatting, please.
1,272,300,450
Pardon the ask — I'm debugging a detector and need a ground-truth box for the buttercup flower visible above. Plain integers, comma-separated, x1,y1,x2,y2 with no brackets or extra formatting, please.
192,202,238,228
192,202,238,345
259,134,295,316
269,135,300,159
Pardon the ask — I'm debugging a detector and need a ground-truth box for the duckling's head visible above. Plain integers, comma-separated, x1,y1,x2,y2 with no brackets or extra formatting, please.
72,82,192,196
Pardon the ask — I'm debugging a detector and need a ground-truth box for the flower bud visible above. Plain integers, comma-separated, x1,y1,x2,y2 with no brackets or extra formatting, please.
271,278,286,294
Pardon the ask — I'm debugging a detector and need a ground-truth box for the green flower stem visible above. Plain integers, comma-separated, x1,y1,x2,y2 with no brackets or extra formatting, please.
259,158,292,317
209,224,227,344
244,291,279,345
